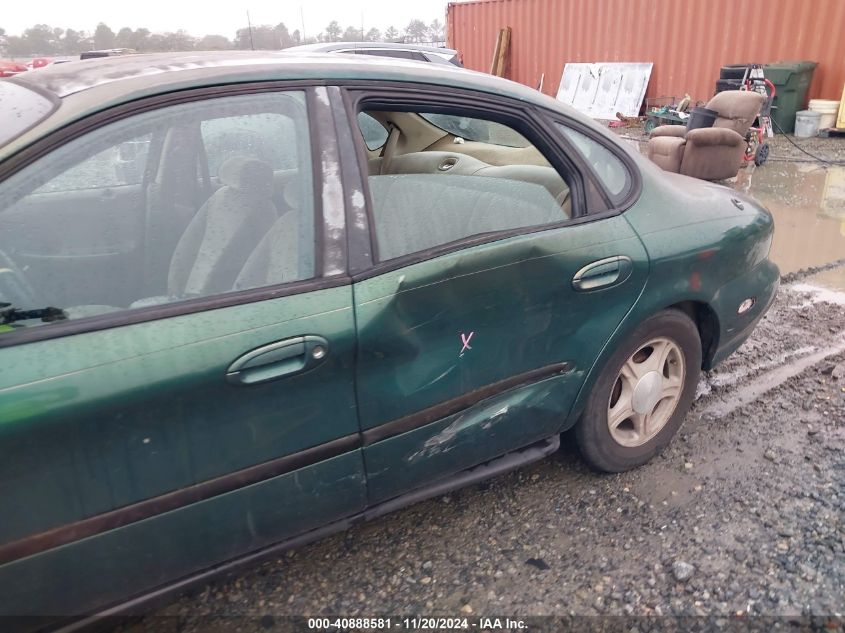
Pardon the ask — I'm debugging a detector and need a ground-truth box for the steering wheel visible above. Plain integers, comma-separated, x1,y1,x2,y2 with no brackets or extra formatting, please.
0,247,39,309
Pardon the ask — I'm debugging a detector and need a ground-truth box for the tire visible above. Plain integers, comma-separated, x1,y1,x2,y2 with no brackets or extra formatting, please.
575,310,702,473
754,142,770,166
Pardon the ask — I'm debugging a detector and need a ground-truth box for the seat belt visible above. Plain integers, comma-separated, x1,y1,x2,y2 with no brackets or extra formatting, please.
380,124,400,175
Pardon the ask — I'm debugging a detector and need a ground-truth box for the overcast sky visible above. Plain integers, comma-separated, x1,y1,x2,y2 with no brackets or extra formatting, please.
4,0,453,38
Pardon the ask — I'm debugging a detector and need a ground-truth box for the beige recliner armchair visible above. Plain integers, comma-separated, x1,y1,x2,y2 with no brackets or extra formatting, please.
647,91,765,181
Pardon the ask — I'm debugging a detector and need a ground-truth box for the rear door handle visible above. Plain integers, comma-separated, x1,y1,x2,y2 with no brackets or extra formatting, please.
572,256,633,291
226,335,329,386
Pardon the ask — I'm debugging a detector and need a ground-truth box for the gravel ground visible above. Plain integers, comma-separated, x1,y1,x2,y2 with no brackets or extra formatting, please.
119,267,845,632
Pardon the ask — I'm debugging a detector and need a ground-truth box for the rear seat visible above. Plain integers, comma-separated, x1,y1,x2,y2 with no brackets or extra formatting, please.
368,173,566,260
371,151,571,215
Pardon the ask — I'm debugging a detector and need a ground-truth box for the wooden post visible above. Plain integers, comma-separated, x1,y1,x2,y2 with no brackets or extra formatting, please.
489,27,511,78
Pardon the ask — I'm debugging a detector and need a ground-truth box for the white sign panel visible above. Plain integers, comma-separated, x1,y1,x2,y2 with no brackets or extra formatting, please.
556,62,653,119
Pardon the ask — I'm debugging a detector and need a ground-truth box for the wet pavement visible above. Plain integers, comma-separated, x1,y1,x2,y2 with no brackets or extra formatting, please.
733,162,845,285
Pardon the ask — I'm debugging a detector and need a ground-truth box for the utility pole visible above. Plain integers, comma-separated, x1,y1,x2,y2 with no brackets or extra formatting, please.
246,10,255,50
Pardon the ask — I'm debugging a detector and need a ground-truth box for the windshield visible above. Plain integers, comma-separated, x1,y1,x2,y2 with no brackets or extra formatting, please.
0,81,55,147
420,113,530,148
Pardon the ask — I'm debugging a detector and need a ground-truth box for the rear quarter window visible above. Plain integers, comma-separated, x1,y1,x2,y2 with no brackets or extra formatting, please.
558,125,632,200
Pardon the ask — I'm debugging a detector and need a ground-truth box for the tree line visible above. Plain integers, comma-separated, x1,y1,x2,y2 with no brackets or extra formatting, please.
0,19,445,57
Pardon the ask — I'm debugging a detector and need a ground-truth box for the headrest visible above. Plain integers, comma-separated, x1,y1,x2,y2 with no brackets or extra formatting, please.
218,156,273,195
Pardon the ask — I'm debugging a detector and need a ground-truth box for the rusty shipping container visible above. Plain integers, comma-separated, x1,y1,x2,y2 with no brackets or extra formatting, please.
447,0,845,107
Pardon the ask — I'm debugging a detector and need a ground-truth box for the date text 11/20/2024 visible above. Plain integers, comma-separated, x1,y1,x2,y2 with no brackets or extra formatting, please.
307,617,528,630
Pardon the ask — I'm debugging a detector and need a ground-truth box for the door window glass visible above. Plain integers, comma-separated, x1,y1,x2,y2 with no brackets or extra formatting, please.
202,112,298,175
558,125,631,199
0,91,315,334
357,49,428,62
421,113,530,148
34,134,152,192
358,112,389,150
362,109,572,261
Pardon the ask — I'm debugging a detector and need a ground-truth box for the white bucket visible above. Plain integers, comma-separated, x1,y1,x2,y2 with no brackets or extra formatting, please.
809,99,840,130
795,110,821,138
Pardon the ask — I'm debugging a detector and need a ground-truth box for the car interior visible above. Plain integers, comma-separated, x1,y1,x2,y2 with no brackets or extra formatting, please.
0,92,320,325
355,109,572,259
359,110,571,211
0,96,574,329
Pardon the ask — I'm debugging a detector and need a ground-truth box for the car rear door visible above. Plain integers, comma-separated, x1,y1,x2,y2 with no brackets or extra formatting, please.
336,86,649,504
0,86,364,618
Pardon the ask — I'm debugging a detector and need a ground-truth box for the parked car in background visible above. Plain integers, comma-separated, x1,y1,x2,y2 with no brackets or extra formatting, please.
288,41,462,66
79,47,136,60
0,60,27,78
0,51,777,629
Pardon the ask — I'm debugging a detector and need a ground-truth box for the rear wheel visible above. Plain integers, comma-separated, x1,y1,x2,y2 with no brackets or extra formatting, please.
754,142,770,166
575,310,701,472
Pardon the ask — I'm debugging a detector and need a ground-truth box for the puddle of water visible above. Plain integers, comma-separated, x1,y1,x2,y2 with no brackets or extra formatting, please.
634,141,845,287
734,163,845,279
799,266,845,294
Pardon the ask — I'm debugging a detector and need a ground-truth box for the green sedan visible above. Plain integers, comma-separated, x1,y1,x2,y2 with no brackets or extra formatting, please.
0,52,777,624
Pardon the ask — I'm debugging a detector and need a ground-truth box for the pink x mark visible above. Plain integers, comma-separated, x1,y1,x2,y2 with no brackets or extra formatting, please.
459,331,475,356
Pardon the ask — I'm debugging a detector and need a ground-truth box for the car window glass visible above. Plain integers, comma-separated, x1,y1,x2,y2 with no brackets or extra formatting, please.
358,49,426,61
202,112,298,176
421,113,530,148
358,112,389,151
34,134,152,192
362,109,572,261
0,91,315,334
558,125,630,198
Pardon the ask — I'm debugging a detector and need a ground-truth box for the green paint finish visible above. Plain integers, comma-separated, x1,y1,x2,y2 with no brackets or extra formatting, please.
0,56,781,621
708,260,779,367
0,286,360,543
354,218,649,501
561,162,778,425
0,451,365,617
364,373,576,503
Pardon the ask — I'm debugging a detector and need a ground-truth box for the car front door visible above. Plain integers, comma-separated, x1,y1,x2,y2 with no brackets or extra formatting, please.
0,86,364,618
338,88,650,504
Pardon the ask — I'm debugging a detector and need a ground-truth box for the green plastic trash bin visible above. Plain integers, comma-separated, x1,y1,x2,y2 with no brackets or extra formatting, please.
763,61,817,134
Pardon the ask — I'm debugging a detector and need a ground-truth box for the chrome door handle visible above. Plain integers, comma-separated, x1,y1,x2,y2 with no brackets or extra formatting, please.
226,335,329,386
572,256,633,291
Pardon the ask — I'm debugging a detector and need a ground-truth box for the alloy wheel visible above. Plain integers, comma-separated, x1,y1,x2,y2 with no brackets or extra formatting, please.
607,337,686,447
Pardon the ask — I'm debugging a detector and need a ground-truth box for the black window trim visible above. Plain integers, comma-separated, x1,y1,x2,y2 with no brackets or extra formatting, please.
0,80,348,350
337,81,616,281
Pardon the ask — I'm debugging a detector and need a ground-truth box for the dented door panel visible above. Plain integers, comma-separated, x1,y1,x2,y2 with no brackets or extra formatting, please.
354,217,648,503
364,372,575,502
